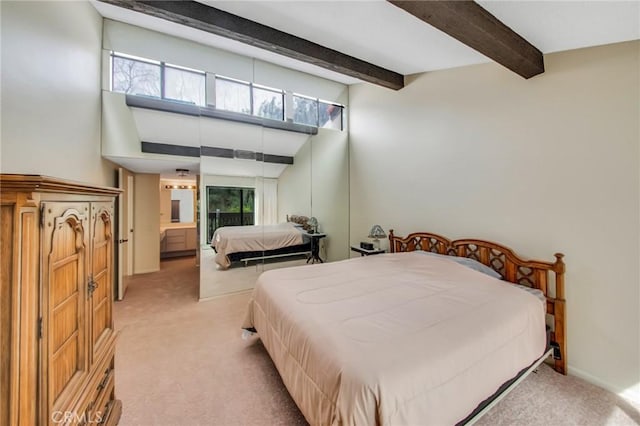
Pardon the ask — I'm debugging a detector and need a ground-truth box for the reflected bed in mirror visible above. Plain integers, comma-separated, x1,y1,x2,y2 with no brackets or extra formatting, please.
211,218,313,269
198,123,349,300
198,130,313,299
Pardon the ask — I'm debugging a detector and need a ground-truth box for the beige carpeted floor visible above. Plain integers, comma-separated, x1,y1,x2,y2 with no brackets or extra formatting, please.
115,257,640,426
199,245,309,300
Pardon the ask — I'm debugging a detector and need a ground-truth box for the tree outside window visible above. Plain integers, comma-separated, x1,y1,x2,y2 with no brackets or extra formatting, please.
112,56,161,97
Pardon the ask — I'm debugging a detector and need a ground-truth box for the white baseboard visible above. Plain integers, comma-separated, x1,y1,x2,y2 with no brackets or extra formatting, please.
198,288,253,302
133,267,160,275
568,365,640,405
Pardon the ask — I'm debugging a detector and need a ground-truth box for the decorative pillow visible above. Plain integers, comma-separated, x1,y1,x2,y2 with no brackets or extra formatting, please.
287,215,311,231
416,251,502,279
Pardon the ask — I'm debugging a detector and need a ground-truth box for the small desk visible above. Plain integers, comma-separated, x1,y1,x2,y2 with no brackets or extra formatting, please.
307,233,327,264
351,245,385,256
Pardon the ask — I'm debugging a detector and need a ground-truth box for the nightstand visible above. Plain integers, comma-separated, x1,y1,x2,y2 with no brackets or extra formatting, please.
307,233,327,264
351,245,385,256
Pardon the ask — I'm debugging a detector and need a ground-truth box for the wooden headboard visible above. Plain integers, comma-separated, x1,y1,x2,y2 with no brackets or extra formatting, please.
389,229,567,375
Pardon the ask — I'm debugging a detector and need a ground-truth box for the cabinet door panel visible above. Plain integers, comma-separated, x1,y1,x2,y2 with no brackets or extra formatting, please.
0,204,14,426
41,202,90,416
90,202,114,363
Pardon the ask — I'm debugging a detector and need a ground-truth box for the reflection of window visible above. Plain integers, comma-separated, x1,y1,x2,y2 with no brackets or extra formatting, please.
253,84,284,120
292,94,318,126
319,101,343,130
112,54,161,97
164,64,205,105
215,77,251,114
206,186,255,241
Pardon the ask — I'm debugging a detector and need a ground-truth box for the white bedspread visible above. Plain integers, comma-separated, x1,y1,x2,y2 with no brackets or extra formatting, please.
211,222,304,269
243,252,546,425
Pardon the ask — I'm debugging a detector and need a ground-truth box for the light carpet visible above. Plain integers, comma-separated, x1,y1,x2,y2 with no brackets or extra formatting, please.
115,257,640,426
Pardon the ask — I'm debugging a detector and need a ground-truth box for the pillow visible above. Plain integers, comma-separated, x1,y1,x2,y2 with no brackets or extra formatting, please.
513,284,546,305
416,251,502,279
415,251,545,308
287,215,311,231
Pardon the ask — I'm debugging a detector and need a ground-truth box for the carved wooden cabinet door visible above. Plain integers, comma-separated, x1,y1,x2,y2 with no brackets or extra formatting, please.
40,202,91,423
89,202,114,364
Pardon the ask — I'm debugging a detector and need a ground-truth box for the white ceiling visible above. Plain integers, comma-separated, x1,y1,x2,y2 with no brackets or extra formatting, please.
105,155,200,177
94,0,640,84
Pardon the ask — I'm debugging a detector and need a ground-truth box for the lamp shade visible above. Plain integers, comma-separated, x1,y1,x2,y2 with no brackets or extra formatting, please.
368,224,386,239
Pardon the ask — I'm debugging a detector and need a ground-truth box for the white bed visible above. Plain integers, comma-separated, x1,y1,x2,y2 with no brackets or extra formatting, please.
211,222,307,269
243,251,551,425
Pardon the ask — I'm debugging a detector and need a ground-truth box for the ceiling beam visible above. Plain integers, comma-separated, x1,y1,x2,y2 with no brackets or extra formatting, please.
98,0,405,90
388,0,544,79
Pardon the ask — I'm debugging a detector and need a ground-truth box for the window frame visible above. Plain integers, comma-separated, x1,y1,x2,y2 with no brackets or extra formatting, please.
111,52,207,106
318,99,344,131
111,52,162,98
291,93,320,127
163,63,207,106
214,75,252,115
251,83,285,121
110,52,345,131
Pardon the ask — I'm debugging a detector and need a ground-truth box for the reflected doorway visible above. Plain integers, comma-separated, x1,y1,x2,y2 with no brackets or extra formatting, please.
206,186,255,242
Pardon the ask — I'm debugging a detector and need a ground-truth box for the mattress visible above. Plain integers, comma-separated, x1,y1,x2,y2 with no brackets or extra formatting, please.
242,251,547,425
211,222,305,269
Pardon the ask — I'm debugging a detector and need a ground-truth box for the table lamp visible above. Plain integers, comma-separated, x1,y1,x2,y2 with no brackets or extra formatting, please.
368,224,386,249
307,216,318,233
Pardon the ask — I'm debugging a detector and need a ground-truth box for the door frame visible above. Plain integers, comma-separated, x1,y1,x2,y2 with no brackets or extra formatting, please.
115,168,134,300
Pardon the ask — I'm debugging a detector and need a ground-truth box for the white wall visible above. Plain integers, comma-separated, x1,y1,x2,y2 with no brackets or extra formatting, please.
0,1,115,187
311,129,350,262
278,129,350,262
278,140,312,221
349,41,640,402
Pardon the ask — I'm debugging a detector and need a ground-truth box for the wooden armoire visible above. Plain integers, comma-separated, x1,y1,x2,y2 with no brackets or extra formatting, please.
1,175,122,426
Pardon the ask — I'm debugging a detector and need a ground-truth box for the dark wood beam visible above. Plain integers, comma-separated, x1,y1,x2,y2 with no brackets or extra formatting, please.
389,0,544,79
99,0,404,90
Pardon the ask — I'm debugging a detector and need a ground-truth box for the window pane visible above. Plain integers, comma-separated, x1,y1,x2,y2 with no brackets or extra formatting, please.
165,67,205,105
215,78,251,114
319,102,343,130
112,56,161,97
242,189,255,217
292,95,318,126
253,87,283,120
206,186,257,240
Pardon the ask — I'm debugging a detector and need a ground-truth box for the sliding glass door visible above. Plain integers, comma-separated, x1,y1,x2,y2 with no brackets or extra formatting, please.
206,186,255,242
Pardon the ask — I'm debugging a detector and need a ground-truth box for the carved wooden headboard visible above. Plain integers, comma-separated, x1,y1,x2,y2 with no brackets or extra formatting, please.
388,229,567,375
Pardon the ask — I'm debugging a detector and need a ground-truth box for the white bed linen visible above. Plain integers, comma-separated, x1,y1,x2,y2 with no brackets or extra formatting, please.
243,252,546,425
211,222,304,269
